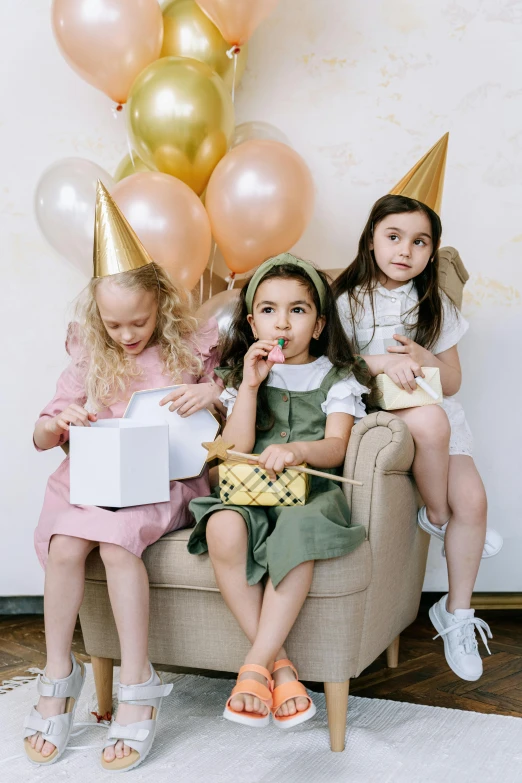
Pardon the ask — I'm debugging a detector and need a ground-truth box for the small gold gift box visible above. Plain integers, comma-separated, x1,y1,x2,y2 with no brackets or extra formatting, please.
375,367,442,410
219,459,310,506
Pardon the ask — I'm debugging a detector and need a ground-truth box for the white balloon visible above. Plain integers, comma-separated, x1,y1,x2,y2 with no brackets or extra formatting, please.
35,158,114,276
232,121,290,149
196,289,241,335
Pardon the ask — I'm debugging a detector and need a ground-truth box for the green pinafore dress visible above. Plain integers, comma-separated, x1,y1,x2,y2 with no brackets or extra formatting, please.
188,366,366,588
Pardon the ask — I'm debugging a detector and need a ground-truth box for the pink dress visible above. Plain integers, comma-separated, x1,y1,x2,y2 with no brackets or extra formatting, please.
34,319,221,569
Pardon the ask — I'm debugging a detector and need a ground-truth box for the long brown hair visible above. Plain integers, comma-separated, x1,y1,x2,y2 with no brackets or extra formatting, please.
219,261,377,428
333,194,449,351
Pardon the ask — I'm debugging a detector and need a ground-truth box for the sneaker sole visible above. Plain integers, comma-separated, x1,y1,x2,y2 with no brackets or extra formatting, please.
441,541,504,560
417,513,445,542
429,605,482,682
419,510,503,560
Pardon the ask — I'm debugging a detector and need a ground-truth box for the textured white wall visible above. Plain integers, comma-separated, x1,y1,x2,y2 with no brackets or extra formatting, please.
1,0,520,594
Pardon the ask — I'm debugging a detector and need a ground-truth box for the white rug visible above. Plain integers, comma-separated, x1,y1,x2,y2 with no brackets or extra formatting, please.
1,665,521,783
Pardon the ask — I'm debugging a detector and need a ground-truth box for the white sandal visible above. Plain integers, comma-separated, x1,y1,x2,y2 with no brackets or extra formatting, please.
23,653,86,766
101,663,173,773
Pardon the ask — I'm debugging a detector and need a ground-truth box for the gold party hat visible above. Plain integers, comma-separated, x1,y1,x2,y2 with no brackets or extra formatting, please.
93,180,153,278
389,133,449,215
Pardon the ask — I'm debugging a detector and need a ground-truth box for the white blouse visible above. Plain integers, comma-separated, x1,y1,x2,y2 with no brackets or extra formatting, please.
220,355,369,420
336,282,475,457
336,282,469,356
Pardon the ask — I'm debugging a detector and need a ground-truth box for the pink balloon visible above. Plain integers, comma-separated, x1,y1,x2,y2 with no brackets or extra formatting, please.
195,0,280,46
205,140,315,274
112,172,212,290
51,0,163,105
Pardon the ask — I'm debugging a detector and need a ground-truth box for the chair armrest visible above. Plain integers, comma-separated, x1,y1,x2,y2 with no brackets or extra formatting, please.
342,411,415,535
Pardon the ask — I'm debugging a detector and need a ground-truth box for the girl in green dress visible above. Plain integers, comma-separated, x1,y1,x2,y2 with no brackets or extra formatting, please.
188,254,375,729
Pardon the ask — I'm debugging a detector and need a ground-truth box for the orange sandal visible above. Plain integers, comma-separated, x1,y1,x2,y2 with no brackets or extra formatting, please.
271,659,316,729
223,664,273,728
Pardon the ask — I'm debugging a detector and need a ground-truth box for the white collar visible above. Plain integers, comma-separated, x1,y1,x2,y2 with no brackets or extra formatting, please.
376,281,416,301
271,355,331,373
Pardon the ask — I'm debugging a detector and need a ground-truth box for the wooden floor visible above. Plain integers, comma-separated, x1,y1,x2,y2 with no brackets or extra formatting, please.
1,596,521,718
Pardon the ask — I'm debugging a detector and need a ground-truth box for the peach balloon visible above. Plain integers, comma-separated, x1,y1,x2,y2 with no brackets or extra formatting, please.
195,0,279,47
51,0,163,105
205,140,315,275
111,172,212,290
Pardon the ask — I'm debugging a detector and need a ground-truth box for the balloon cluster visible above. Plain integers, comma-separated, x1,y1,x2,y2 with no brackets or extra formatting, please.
36,0,315,297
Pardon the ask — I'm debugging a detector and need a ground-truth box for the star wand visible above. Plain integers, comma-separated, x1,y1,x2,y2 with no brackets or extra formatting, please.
201,436,363,487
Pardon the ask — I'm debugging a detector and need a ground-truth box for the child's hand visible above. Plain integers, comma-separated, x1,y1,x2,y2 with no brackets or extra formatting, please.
382,354,425,393
46,405,97,435
242,340,278,389
384,335,432,392
257,443,304,480
159,383,219,418
387,334,430,365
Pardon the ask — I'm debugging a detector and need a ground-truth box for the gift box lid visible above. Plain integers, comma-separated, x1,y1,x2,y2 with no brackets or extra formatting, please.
124,386,220,480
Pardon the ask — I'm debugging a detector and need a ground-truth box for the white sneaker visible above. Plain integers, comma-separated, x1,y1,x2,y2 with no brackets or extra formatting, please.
417,506,503,559
429,594,492,681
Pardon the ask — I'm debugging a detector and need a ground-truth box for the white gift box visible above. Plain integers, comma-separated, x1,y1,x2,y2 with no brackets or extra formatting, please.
124,386,220,480
69,419,170,508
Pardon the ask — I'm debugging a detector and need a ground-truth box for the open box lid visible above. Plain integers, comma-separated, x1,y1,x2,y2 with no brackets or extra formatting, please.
124,386,220,480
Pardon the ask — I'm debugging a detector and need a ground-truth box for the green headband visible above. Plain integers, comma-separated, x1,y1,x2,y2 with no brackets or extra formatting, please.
245,253,327,315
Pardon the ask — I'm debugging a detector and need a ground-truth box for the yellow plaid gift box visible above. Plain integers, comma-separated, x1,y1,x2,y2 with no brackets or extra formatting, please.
219,459,310,506
375,367,442,410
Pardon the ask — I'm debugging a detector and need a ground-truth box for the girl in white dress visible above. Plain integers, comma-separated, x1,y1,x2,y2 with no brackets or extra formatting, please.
335,193,502,682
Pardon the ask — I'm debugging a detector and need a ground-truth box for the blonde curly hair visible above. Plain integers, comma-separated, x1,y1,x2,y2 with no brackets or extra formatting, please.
75,263,203,409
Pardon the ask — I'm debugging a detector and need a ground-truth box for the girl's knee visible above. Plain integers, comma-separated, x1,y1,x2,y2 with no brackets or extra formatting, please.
207,512,247,562
48,535,91,567
408,405,450,446
99,542,136,568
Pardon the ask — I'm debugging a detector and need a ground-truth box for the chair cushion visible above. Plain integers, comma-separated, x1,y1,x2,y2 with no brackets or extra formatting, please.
85,529,372,598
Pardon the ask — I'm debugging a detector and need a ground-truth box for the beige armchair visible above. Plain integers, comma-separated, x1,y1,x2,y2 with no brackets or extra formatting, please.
79,248,467,752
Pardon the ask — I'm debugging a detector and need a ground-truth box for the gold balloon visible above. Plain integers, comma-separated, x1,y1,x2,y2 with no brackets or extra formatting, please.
127,57,235,195
114,153,154,183
162,0,247,92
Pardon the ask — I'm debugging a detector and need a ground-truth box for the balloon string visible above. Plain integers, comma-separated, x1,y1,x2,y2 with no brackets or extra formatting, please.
226,45,240,104
227,273,236,290
199,273,204,306
232,52,238,103
208,242,217,300
124,104,136,167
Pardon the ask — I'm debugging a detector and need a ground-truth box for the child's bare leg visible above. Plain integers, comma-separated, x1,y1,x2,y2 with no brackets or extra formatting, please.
246,565,315,717
393,406,451,526
29,535,97,757
445,455,487,612
206,511,293,715
98,544,151,763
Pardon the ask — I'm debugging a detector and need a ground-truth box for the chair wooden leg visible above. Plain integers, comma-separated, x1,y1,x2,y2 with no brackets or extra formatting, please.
91,656,114,719
386,634,400,668
324,680,350,752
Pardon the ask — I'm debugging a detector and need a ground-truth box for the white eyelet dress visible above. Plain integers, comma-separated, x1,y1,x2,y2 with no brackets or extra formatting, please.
336,283,473,457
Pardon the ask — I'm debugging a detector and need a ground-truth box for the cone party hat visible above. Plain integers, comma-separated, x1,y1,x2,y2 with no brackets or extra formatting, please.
93,180,153,278
389,132,448,215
